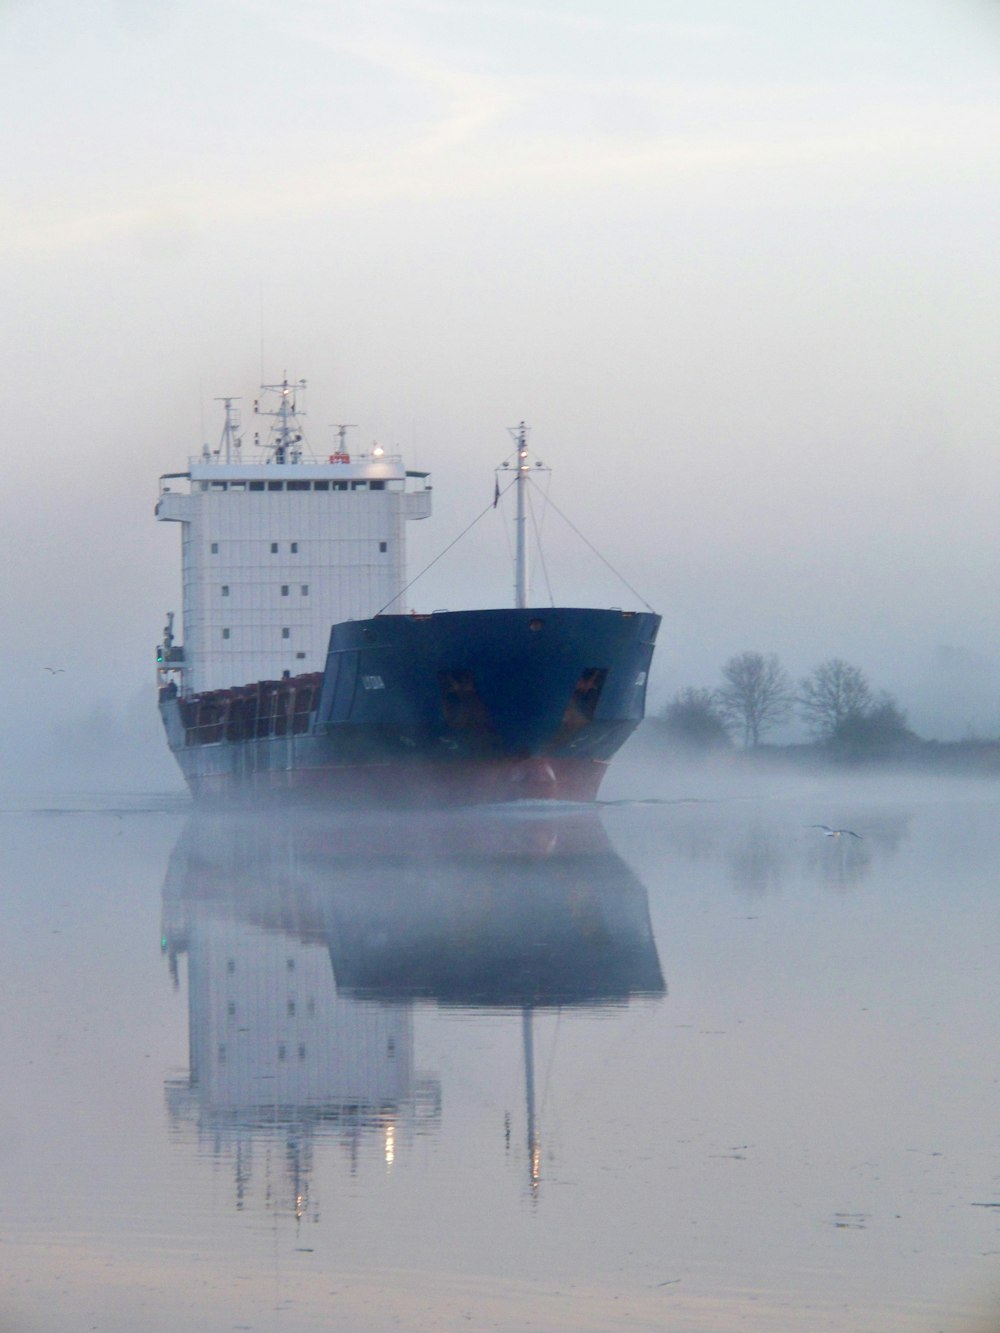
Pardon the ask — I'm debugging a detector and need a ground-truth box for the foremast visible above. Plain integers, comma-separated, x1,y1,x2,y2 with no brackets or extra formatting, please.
512,422,529,609
505,422,548,610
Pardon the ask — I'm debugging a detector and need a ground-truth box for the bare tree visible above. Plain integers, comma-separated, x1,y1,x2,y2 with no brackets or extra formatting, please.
717,651,793,748
798,658,873,741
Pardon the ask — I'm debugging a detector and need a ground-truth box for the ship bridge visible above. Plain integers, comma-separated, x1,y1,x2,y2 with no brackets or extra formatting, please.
156,388,431,695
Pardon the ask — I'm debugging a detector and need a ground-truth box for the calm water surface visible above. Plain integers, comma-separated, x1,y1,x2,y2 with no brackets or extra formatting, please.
1,768,998,1332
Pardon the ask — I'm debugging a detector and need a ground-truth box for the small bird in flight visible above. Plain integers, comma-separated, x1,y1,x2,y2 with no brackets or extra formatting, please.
809,824,862,839
43,666,65,674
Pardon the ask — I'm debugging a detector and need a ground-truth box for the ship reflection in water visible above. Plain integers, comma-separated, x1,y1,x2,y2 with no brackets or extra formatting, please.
161,808,665,1213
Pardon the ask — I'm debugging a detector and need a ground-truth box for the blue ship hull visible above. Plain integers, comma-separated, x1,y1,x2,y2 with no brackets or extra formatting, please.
160,606,660,805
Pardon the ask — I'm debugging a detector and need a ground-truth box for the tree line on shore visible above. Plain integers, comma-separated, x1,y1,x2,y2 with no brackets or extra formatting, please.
657,653,919,760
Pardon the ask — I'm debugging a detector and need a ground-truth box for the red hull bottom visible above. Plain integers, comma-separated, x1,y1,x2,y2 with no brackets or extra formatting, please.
184,755,609,807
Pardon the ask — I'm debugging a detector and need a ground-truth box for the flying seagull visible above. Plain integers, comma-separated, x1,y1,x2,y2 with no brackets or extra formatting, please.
43,666,65,674
809,824,862,839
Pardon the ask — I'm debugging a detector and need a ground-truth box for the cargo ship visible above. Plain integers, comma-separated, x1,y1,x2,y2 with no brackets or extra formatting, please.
155,380,659,804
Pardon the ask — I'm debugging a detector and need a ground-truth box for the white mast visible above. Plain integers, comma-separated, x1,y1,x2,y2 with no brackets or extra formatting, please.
509,422,530,609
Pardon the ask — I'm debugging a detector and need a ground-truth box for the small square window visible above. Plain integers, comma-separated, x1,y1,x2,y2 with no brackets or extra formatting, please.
281,585,289,596
270,542,278,554
379,541,387,553
301,585,309,595
290,542,299,553
221,585,229,596
211,542,219,554
295,651,306,659
282,628,290,639
222,628,231,640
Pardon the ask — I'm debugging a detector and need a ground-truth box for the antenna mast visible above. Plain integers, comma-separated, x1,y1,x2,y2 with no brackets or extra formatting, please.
215,398,242,463
254,377,307,463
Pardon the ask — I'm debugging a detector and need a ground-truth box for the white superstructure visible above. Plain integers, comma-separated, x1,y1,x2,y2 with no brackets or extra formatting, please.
185,914,414,1115
156,381,431,695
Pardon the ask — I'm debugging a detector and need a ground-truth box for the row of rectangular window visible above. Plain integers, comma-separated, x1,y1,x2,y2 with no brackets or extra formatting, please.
227,998,312,1017
217,1044,308,1063
227,957,302,973
202,479,388,492
212,542,298,553
211,541,387,553
221,629,300,643
221,585,309,595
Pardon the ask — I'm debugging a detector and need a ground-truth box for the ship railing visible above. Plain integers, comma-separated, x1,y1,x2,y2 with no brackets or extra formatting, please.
183,452,406,469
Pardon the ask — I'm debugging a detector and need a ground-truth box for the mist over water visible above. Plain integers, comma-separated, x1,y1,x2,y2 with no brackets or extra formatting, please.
1,750,998,1331
3,2,1000,1323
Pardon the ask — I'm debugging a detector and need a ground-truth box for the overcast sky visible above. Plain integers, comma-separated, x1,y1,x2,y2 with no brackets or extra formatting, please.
3,0,1000,782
